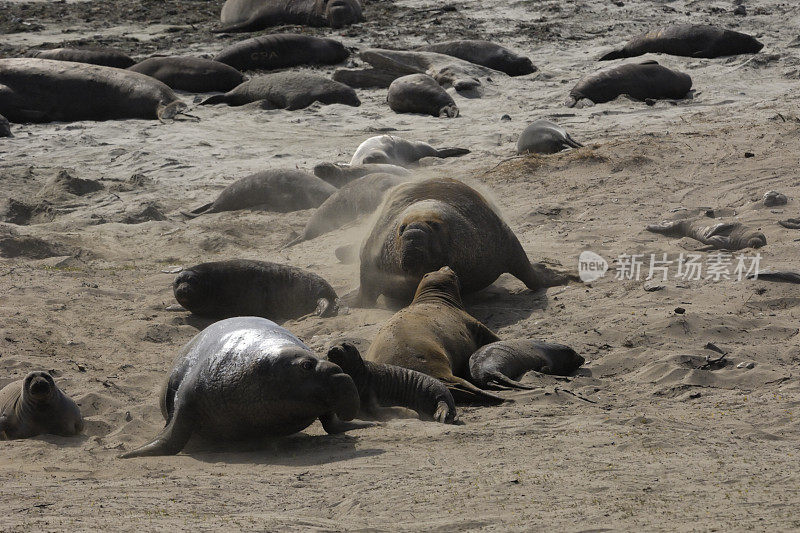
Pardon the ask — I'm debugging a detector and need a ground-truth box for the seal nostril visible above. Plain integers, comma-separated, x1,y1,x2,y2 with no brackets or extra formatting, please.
29,379,50,396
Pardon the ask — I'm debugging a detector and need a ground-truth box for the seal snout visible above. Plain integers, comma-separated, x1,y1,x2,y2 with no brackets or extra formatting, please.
25,373,53,399
172,271,202,307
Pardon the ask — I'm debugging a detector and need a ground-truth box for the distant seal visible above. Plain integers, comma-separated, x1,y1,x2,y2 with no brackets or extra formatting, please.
0,114,11,137
127,57,245,93
187,169,336,216
0,58,186,123
599,24,763,61
216,0,364,32
416,40,536,76
327,342,458,423
747,271,800,284
516,119,583,154
565,60,692,107
469,340,585,390
0,371,84,440
200,72,360,110
350,135,469,167
121,317,365,457
352,177,577,306
387,74,459,118
173,259,340,320
313,162,410,188
33,47,135,68
646,218,766,250
215,34,349,72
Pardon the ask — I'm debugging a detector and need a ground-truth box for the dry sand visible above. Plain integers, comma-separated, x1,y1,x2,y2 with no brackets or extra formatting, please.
2,0,800,530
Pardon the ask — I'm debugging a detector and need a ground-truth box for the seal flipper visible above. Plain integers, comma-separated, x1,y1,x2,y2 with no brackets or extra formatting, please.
181,202,215,218
514,261,580,291
433,147,470,159
200,94,228,106
599,49,626,61
0,414,9,440
485,371,534,390
440,375,506,405
319,412,374,433
120,402,194,458
563,134,583,149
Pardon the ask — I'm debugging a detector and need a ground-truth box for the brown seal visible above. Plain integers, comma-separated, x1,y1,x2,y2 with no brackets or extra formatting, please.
469,340,585,390
646,218,766,250
0,371,84,440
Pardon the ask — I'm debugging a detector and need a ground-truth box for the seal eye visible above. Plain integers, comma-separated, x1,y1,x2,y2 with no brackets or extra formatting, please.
300,359,316,372
398,224,407,234
429,221,441,230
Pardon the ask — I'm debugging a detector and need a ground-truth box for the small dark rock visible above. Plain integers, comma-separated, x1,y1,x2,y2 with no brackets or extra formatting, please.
674,307,686,314
744,152,755,158
733,5,746,15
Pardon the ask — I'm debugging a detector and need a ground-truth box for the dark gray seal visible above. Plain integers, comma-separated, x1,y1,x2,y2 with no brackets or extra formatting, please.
32,47,135,69
416,40,536,76
121,317,364,457
469,340,585,390
647,218,766,250
313,162,411,188
127,57,245,93
0,114,10,137
0,371,84,440
600,24,764,61
387,74,458,118
565,60,692,107
173,259,339,320
215,34,349,72
216,0,364,32
516,119,583,154
350,135,469,166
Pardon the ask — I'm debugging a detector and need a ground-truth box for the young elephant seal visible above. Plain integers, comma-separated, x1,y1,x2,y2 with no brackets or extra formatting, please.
0,371,84,440
469,340,585,390
33,47,135,68
350,135,469,167
646,219,766,250
215,34,349,72
173,259,340,320
387,74,458,118
416,40,536,76
121,317,365,458
313,162,410,188
327,342,458,423
216,0,365,33
127,57,245,93
516,120,583,154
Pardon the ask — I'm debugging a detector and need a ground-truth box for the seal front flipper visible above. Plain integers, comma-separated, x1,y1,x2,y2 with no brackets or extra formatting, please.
598,49,626,61
319,412,375,433
433,147,470,158
120,402,195,458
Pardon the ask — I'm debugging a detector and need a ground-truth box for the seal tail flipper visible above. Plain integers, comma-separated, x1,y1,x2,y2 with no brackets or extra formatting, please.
157,101,188,122
200,94,227,106
515,261,580,291
315,297,338,318
440,375,506,405
488,371,535,390
564,96,578,108
599,49,625,61
181,202,214,218
438,105,459,118
564,134,583,149
319,412,375,434
119,408,193,458
281,235,305,249
434,147,470,158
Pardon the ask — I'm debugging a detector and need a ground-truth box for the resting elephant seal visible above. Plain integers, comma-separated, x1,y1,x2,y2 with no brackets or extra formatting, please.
215,34,349,72
469,340,585,390
352,177,576,306
387,74,458,118
173,259,339,319
327,342,457,423
600,24,763,61
121,317,364,457
216,0,364,32
565,60,692,107
187,169,336,216
516,120,583,154
201,72,360,110
33,47,135,68
350,135,469,166
646,218,766,250
0,58,186,123
0,114,10,137
0,371,84,440
127,57,245,93
313,162,410,188
416,40,536,76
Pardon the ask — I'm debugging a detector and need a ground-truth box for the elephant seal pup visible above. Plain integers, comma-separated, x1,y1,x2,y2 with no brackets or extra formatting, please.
352,177,576,306
201,72,360,110
121,317,365,457
327,342,458,423
516,120,583,154
350,135,469,167
365,267,504,404
387,74,458,118
599,24,763,61
416,40,536,76
127,57,245,93
215,34,349,72
0,58,186,123
33,47,135,68
0,371,84,440
173,259,340,320
0,114,10,137
646,218,766,250
469,340,585,390
565,60,692,107
313,162,411,188
187,169,336,216
216,0,364,32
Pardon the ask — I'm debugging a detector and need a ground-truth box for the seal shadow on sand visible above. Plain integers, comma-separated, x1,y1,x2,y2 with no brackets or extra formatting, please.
462,276,550,329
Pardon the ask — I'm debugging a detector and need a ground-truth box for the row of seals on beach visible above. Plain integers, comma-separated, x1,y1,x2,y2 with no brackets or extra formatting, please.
0,371,83,440
216,0,364,33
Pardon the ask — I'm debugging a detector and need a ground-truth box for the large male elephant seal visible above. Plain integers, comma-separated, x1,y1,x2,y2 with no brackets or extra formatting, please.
352,177,576,306
416,40,536,76
201,72,360,110
216,0,364,33
313,162,411,188
0,371,84,440
33,47,135,68
350,135,469,167
646,218,766,250
173,259,340,319
121,317,365,457
215,34,349,72
565,60,692,107
0,58,186,123
387,74,458,118
187,169,336,216
127,57,245,93
516,119,583,154
469,340,585,390
599,24,764,61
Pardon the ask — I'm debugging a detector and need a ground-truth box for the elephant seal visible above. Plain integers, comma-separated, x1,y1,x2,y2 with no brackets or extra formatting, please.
313,162,411,188
201,72,360,110
387,74,458,118
747,271,800,284
416,40,536,76
469,340,585,390
565,60,692,107
516,120,583,154
646,218,766,250
365,267,504,403
0,371,84,440
121,317,364,457
779,218,800,230
173,260,339,320
216,0,364,32
0,58,186,123
187,169,336,216
127,57,245,93
0,114,10,137
33,47,135,68
350,135,469,167
599,24,764,61
352,177,576,306
327,342,457,423
215,34,349,72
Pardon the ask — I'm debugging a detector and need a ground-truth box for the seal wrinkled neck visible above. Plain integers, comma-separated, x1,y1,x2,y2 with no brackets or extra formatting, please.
412,267,463,308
